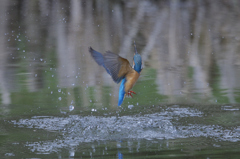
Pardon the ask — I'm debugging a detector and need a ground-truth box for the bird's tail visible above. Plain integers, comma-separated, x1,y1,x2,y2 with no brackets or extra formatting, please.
118,78,126,106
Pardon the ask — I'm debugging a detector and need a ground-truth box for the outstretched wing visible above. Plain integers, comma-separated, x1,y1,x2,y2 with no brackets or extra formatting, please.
89,47,132,84
104,51,132,83
89,47,111,75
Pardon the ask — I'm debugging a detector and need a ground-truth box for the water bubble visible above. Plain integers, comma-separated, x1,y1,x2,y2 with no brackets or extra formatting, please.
23,50,25,52
69,105,74,111
51,91,53,94
35,74,37,77
58,97,62,101
128,105,134,109
58,89,61,93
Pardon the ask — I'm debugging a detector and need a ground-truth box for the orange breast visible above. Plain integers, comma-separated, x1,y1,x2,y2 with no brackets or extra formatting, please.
124,69,140,93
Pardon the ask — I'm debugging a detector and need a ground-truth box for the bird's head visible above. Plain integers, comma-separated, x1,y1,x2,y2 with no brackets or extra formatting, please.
133,41,142,73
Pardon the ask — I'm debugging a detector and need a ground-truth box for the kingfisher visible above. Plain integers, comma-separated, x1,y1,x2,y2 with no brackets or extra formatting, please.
89,42,142,106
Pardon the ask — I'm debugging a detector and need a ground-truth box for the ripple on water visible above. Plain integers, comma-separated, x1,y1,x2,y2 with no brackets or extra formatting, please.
9,106,240,153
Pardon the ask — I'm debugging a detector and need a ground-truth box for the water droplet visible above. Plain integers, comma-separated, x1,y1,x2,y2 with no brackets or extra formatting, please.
58,89,61,93
69,105,74,111
128,105,134,109
58,97,62,101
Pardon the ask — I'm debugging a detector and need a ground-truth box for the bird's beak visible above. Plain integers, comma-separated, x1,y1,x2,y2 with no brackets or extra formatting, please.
133,41,138,55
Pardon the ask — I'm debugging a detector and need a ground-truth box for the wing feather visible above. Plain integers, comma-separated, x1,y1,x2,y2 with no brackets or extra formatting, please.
89,47,132,84
104,51,131,83
89,47,111,74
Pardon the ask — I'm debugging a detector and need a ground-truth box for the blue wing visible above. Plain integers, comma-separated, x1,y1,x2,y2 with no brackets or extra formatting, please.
89,47,111,75
89,47,131,84
118,78,126,106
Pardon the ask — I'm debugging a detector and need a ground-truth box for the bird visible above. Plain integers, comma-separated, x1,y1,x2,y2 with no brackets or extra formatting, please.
88,42,142,106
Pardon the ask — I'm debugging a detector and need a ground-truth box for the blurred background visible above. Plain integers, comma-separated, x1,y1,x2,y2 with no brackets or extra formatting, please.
0,0,240,108
1,0,240,158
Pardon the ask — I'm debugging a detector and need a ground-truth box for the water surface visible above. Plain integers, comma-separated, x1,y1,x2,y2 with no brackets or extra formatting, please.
1,0,240,158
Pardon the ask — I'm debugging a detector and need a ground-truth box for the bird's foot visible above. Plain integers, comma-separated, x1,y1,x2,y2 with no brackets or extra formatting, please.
127,90,136,98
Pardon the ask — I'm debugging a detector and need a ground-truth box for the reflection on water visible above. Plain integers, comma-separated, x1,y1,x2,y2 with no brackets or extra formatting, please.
0,0,239,106
1,0,240,158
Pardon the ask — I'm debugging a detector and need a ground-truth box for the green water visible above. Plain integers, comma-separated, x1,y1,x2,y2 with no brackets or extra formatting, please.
1,0,240,158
